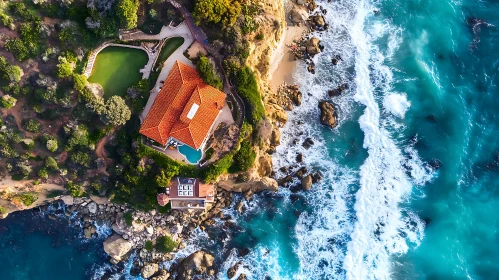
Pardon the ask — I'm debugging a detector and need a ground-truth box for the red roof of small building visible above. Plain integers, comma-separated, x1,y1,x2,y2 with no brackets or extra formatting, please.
139,61,226,149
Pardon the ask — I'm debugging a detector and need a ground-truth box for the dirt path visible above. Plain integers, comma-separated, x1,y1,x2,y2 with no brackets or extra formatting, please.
94,135,112,176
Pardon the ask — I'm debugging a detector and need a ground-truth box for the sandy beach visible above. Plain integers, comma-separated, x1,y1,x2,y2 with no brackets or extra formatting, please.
270,24,308,93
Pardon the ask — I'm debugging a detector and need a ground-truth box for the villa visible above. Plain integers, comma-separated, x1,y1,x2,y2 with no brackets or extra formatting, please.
157,177,215,210
140,60,226,152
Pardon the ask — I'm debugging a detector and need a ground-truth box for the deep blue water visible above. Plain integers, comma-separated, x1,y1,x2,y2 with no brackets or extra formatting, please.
0,207,111,280
1,0,498,279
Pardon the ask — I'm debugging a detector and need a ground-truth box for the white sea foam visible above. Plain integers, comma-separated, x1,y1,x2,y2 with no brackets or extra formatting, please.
384,93,411,118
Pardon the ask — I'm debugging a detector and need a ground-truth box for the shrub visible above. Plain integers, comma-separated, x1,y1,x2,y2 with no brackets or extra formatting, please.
69,151,92,167
66,181,85,197
73,74,87,92
255,33,264,40
5,38,30,61
45,156,58,170
203,153,233,182
38,168,48,179
145,240,153,251
233,140,256,171
16,192,38,206
0,57,23,82
46,190,64,198
22,119,42,133
46,139,58,152
0,206,6,214
196,56,223,90
124,211,134,226
155,235,177,253
235,67,265,125
1,95,17,109
57,57,74,78
102,96,131,126
117,0,139,29
193,0,241,28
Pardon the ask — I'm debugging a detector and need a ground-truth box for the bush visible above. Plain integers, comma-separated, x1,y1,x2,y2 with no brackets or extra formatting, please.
203,153,233,182
155,235,177,253
1,95,17,109
196,56,223,90
73,74,87,92
70,151,92,167
45,156,58,170
102,96,131,126
46,139,58,152
46,190,64,198
66,181,85,197
5,38,29,61
255,33,264,40
193,0,241,28
38,168,48,179
117,0,139,29
16,192,38,206
57,57,74,78
22,119,42,133
0,206,6,214
145,240,153,251
124,211,134,226
233,140,256,171
235,67,265,125
0,57,23,82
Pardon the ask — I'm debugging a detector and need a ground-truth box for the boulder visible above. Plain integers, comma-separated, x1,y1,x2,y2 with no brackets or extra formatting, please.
88,202,97,214
289,90,302,106
306,38,321,55
270,129,281,147
266,103,288,124
141,263,159,279
328,83,349,96
235,201,244,214
60,195,74,205
302,138,314,149
176,251,215,280
313,15,326,27
301,175,313,191
290,6,308,25
103,234,132,264
318,101,337,128
151,270,170,280
218,176,278,193
257,154,273,177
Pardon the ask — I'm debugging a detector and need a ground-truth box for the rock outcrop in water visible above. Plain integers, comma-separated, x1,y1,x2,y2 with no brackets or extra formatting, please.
103,234,133,264
176,250,215,279
318,101,338,128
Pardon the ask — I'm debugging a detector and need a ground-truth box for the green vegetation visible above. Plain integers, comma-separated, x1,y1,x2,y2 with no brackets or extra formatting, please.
22,119,42,133
46,190,64,198
196,56,223,90
145,240,153,251
155,235,177,253
46,139,58,152
117,0,139,29
56,57,74,78
15,192,38,206
233,140,256,171
1,95,17,109
124,211,134,226
236,67,265,124
66,181,85,197
193,0,242,28
73,74,88,92
101,96,131,126
88,47,148,99
38,168,48,179
149,37,184,88
0,206,6,215
45,156,58,170
0,56,23,82
203,153,234,182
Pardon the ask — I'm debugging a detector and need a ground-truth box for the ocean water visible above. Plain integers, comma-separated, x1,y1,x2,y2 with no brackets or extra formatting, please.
1,0,498,279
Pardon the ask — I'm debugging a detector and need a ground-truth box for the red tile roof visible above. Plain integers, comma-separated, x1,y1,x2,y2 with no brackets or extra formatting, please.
140,61,226,149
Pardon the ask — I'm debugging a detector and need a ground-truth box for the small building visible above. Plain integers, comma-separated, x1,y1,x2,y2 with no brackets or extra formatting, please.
139,60,226,151
165,177,215,210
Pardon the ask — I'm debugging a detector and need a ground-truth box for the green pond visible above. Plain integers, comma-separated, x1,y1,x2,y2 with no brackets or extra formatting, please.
88,46,148,99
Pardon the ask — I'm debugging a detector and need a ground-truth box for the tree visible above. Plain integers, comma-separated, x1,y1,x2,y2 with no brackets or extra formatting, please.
103,96,131,126
155,165,179,187
234,140,256,171
193,0,241,27
5,38,29,61
66,181,85,197
70,151,92,167
38,168,48,179
196,56,222,90
45,156,58,170
0,56,23,82
22,119,42,133
1,95,17,109
46,139,58,152
117,0,139,29
57,57,73,78
73,74,87,92
155,235,177,253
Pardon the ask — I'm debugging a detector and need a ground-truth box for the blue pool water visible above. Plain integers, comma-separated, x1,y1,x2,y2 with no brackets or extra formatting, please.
178,145,203,164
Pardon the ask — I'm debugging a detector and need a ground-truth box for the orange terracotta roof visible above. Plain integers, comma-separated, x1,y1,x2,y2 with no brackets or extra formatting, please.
140,61,226,149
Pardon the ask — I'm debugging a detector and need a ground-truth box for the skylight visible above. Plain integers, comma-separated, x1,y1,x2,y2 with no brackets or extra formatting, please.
186,103,199,119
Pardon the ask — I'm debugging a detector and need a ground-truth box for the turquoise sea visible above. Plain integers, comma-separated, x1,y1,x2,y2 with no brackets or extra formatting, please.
1,0,498,279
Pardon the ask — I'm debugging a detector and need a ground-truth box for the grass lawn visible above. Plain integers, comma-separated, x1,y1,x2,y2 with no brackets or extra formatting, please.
149,37,184,88
88,47,148,99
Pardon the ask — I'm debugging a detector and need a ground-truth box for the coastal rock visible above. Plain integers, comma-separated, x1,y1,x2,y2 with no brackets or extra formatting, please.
103,234,133,263
257,154,273,177
328,83,349,96
301,175,313,191
266,103,288,124
88,202,97,214
270,129,281,147
228,261,243,279
60,195,74,205
313,15,326,27
219,176,278,193
318,101,337,128
176,250,215,279
306,38,321,55
290,6,308,25
236,201,245,214
150,270,170,280
289,90,302,106
302,138,314,149
141,263,159,279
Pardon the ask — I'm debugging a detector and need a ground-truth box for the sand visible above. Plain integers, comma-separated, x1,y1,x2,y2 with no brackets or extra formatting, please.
187,41,208,59
270,24,307,93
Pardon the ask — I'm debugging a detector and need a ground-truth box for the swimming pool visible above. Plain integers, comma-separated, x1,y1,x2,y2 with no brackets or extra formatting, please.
178,145,203,164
